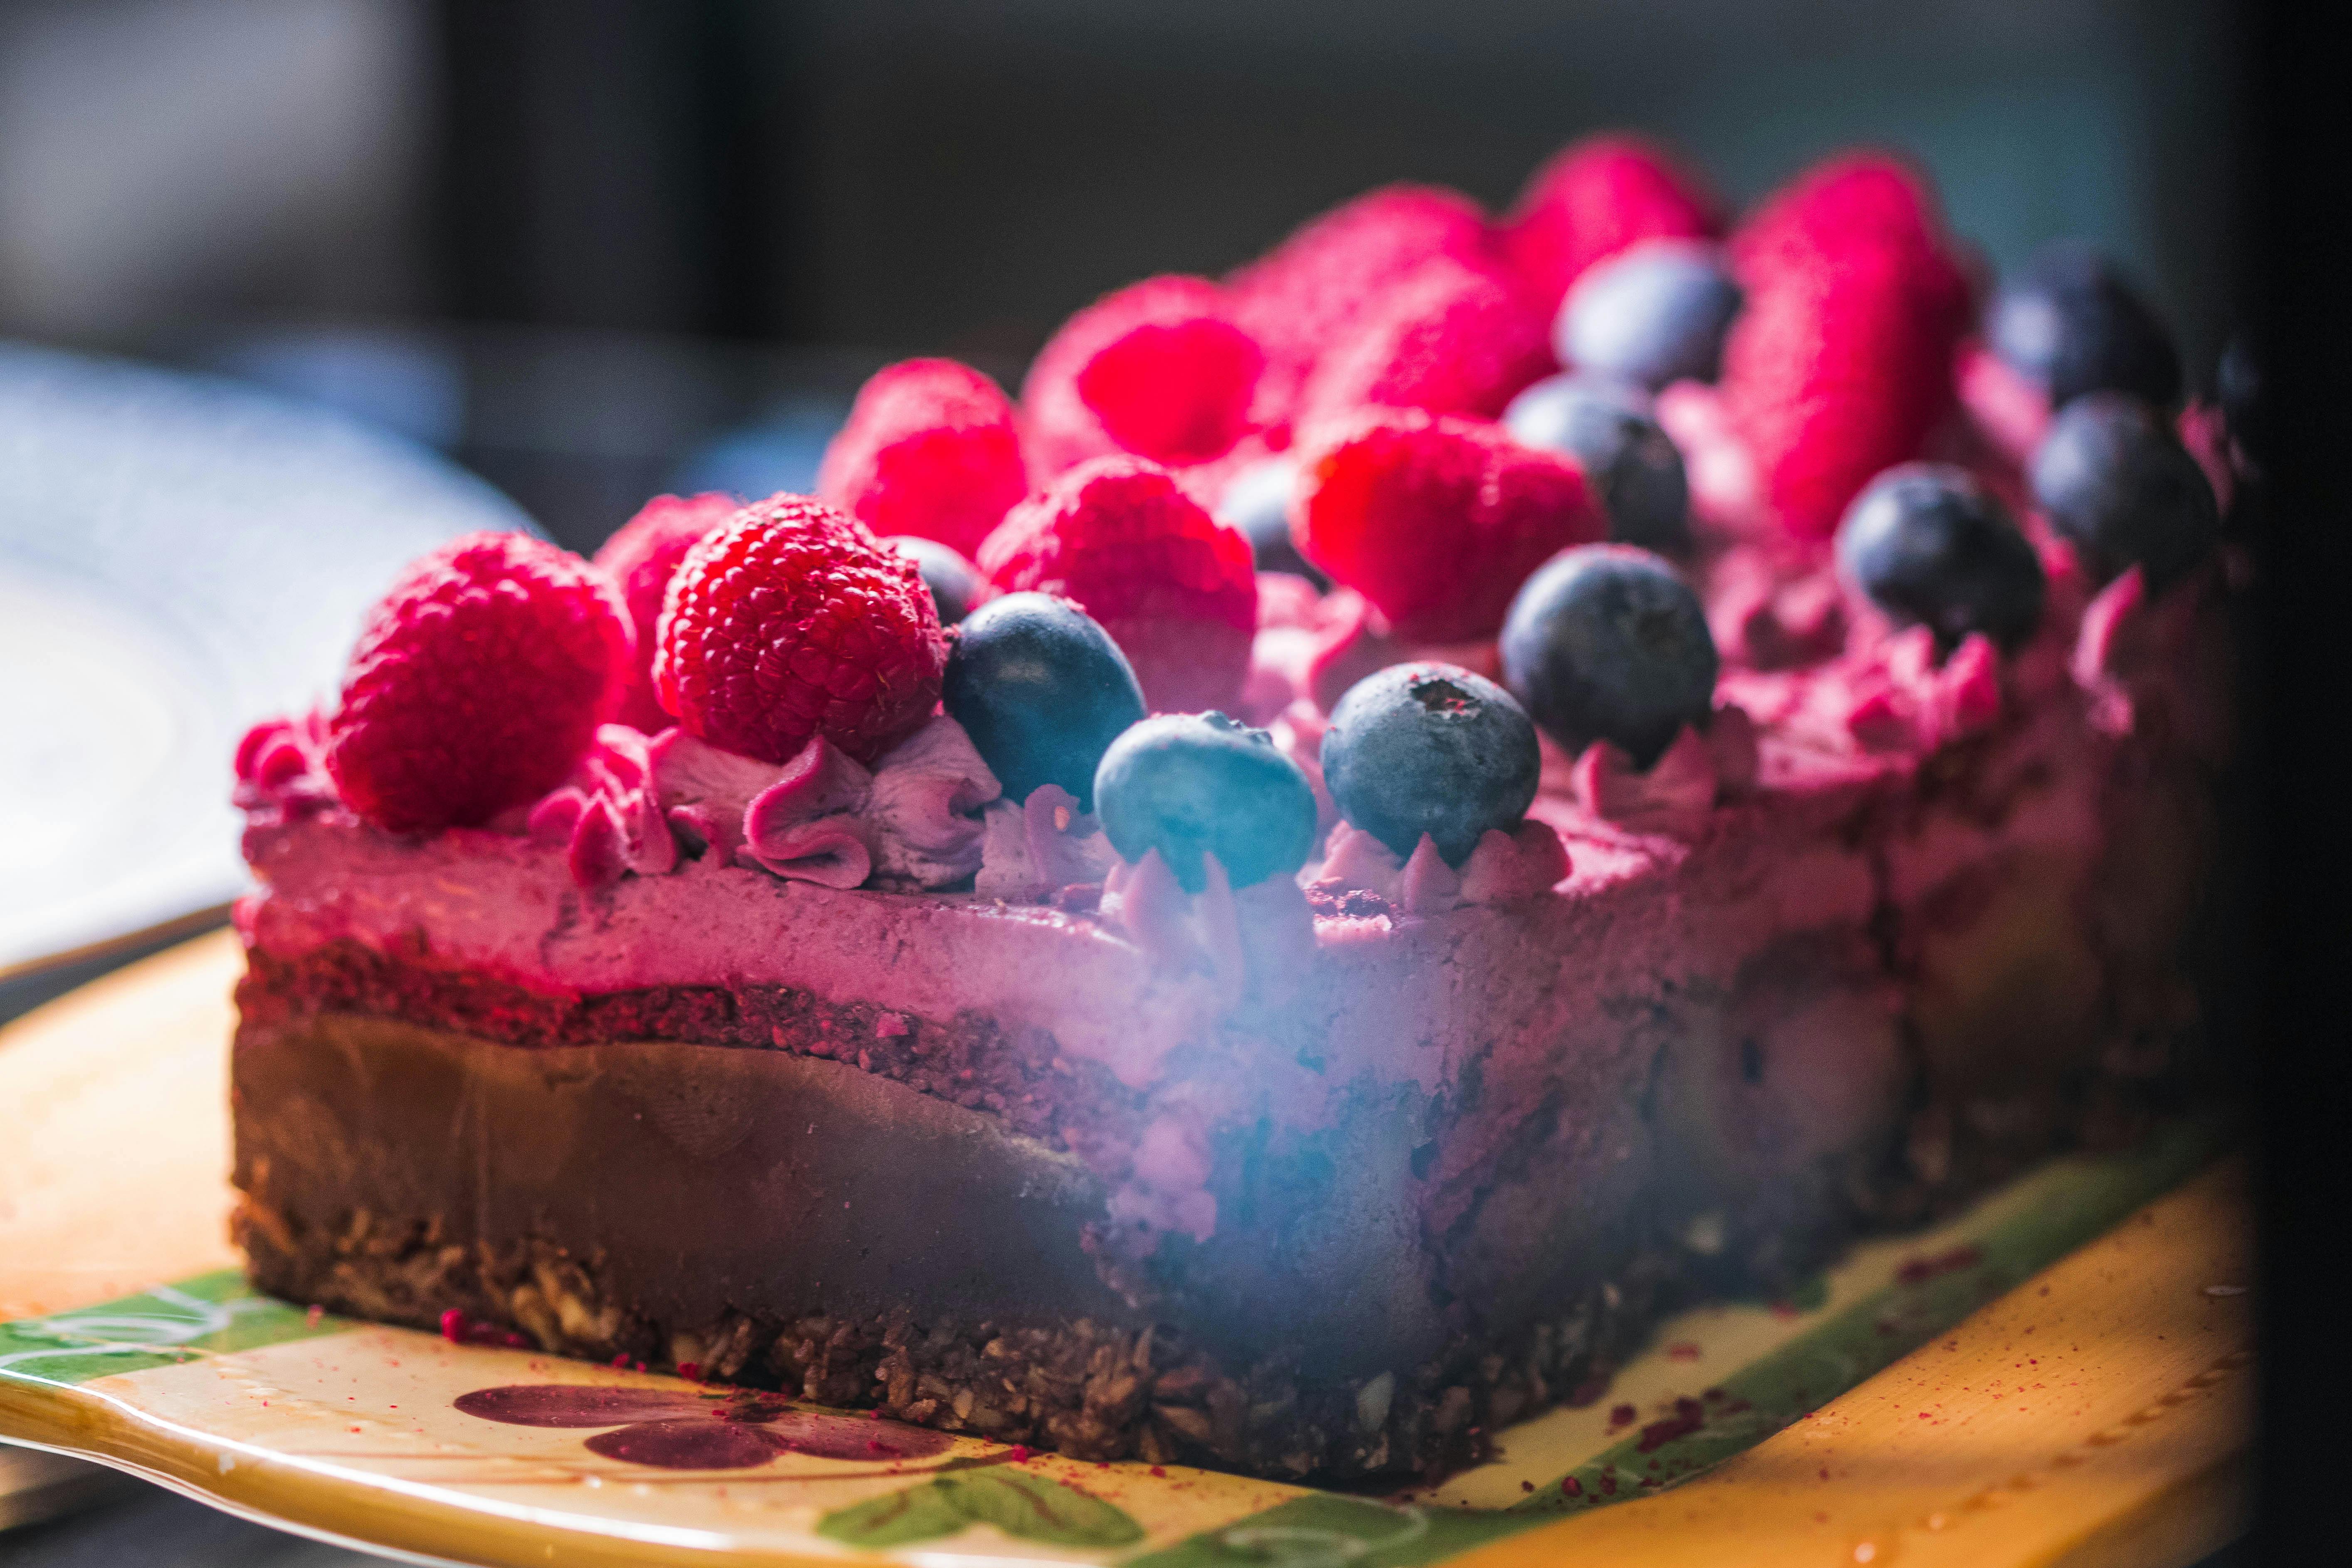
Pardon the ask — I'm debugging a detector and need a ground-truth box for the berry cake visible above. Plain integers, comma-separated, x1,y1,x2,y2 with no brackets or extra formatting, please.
230,136,2245,1482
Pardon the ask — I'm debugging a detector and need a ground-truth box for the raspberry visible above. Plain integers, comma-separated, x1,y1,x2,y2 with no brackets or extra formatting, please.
325,532,631,833
977,456,1258,713
1297,255,1554,429
591,491,742,731
655,495,946,764
1295,409,1602,644
1718,155,1974,540
1022,277,1268,476
1228,184,1495,427
815,359,1028,556
1731,150,1970,314
1498,134,1722,313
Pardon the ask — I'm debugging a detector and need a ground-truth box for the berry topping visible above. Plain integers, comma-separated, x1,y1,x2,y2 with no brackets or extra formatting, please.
943,592,1145,810
1228,184,1495,425
814,359,1028,556
654,495,946,765
1294,409,1601,643
1503,373,1690,551
1730,151,1968,298
1835,463,2046,652
326,531,631,833
2029,391,2220,589
1297,254,1554,427
1214,455,1327,586
977,455,1258,713
1500,545,1719,768
1988,243,2182,412
591,492,743,731
1023,276,1267,474
1093,712,1318,892
1499,134,1722,314
1319,663,1541,865
1720,227,1972,539
1556,238,1742,390
883,535,983,625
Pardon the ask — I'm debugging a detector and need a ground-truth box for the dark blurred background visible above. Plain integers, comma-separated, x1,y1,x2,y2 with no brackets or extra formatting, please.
0,0,2249,554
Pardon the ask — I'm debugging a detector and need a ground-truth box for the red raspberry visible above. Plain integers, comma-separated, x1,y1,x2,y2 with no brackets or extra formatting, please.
1731,151,1969,310
1021,276,1269,476
1297,254,1554,429
977,456,1258,713
325,531,631,833
1499,133,1723,313
655,495,946,764
815,358,1028,556
1720,244,1969,541
1295,409,1601,643
1718,152,1974,540
1228,184,1496,429
591,491,741,731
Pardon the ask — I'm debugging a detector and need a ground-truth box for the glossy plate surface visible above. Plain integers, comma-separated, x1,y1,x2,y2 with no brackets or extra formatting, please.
0,342,532,980
0,935,2252,1567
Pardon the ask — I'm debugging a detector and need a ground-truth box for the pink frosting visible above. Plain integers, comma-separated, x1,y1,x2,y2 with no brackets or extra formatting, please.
237,711,1002,898
974,785,1119,904
1309,820,1571,914
1561,703,1762,836
1101,849,1317,1010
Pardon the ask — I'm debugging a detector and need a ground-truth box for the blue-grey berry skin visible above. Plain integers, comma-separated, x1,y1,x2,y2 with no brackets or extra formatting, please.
1500,546,1717,769
1215,455,1328,588
1502,373,1690,551
2029,392,2220,590
2216,334,2264,474
1835,464,2047,652
944,592,1145,810
1093,712,1318,893
1989,242,2182,411
883,535,982,624
1319,663,1540,866
1555,240,1743,390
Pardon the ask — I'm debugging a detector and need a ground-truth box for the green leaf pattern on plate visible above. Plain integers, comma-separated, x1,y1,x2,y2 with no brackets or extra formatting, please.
820,1469,1144,1550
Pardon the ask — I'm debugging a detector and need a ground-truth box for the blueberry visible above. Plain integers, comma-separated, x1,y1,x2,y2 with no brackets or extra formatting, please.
1499,546,1717,769
1216,455,1328,588
2029,392,2220,589
1834,464,2046,652
1989,243,2182,411
1319,663,1540,865
2216,334,2265,472
1502,374,1690,551
1093,712,1318,892
944,592,1146,810
1555,240,1742,390
883,535,982,625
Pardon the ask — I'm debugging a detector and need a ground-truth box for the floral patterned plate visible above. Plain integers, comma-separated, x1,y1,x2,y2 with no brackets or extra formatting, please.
0,935,2254,1567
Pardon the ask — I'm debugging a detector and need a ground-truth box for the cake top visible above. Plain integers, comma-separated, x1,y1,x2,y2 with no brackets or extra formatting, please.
237,131,2243,919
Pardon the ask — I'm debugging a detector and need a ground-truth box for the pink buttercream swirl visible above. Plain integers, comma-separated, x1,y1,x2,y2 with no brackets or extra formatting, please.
527,726,680,889
1308,818,1571,914
2070,563,2232,761
646,717,999,892
233,709,337,825
237,710,1001,895
1706,545,1847,670
974,784,1119,904
1561,701,1762,836
1100,849,1317,1008
1836,627,2009,756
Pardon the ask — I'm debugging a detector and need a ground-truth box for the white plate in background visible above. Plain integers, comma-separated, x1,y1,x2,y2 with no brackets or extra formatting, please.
0,341,533,980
